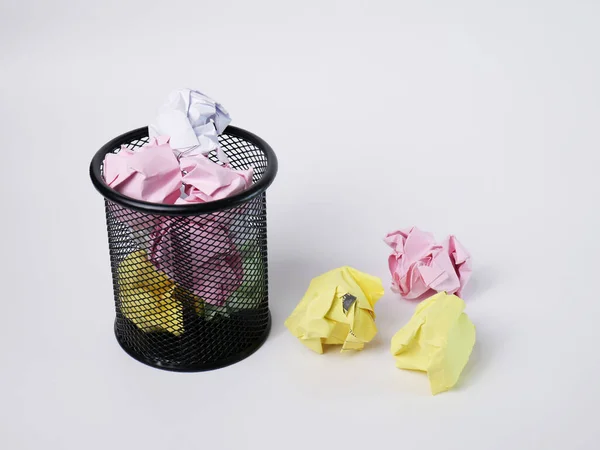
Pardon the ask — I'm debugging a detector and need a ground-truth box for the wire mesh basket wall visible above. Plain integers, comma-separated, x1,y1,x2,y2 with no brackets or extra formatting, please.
90,126,278,371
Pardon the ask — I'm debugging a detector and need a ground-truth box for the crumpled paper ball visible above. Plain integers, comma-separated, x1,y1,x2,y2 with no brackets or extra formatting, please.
200,243,265,319
148,88,231,161
149,216,243,307
118,250,202,336
390,291,476,395
384,227,472,299
285,266,384,354
176,155,253,204
103,136,182,204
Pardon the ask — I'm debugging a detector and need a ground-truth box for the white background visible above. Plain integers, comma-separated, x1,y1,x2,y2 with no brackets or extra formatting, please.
2,1,600,449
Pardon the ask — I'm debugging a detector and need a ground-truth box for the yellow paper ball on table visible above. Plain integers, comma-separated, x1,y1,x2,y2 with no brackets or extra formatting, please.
285,266,384,354
390,291,476,395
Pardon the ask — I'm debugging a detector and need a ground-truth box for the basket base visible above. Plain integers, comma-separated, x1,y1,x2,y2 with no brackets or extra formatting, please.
114,312,271,372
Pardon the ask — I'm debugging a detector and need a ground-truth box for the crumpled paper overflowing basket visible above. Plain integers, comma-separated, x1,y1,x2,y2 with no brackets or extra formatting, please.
90,126,277,371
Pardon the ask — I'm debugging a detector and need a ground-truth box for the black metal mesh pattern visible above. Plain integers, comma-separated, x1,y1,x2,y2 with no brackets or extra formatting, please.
94,128,275,371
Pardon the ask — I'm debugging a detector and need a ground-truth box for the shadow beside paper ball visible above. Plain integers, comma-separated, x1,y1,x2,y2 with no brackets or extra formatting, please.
268,255,324,338
461,264,497,302
452,314,511,393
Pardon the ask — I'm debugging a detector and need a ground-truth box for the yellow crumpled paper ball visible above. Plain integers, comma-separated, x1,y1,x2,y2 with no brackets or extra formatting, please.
390,291,476,395
285,266,384,354
117,250,202,336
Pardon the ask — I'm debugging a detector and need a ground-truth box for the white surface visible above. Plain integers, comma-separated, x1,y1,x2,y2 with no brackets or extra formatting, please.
1,1,599,449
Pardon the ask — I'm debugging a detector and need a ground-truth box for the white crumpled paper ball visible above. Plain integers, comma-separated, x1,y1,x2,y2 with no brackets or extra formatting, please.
148,88,232,161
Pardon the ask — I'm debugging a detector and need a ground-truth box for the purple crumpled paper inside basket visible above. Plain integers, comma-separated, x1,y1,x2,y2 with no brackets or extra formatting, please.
148,215,243,306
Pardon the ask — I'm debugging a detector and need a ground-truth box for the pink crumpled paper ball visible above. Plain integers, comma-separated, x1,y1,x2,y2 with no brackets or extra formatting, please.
176,155,253,204
103,136,182,204
103,136,253,206
384,227,472,299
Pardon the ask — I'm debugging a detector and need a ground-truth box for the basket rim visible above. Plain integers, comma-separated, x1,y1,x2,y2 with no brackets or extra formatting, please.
89,125,278,216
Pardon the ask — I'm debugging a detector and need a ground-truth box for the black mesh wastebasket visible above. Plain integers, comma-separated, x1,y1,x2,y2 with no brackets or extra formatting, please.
90,126,277,372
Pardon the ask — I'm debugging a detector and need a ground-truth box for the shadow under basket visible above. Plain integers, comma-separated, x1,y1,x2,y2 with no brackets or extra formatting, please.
90,126,278,372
